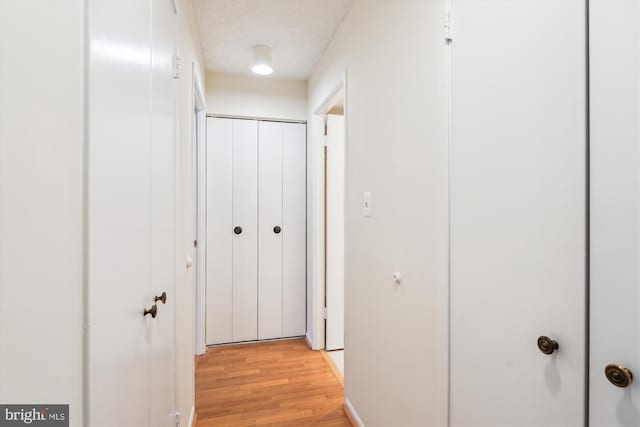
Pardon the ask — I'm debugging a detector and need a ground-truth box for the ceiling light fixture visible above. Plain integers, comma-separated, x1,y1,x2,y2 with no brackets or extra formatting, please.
251,45,273,75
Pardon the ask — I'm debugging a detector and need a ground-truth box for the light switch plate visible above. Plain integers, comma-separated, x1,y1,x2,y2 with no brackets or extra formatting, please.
363,192,372,217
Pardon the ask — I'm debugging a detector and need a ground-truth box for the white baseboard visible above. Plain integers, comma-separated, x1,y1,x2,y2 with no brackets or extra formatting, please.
188,405,195,427
344,397,365,427
305,333,313,349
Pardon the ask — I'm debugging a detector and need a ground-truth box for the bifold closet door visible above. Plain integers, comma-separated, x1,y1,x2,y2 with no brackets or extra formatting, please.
590,0,640,425
88,1,151,422
88,0,177,425
206,118,258,345
148,0,177,425
232,120,259,342
205,118,233,345
206,118,304,345
449,1,586,426
258,121,284,340
258,121,307,339
281,122,306,337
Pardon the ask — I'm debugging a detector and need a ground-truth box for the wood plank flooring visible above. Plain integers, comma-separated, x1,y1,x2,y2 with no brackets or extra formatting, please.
195,339,351,427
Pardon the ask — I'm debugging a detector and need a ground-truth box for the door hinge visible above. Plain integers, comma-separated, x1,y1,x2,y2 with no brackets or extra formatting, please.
172,53,182,79
444,11,453,42
174,411,181,427
323,307,328,319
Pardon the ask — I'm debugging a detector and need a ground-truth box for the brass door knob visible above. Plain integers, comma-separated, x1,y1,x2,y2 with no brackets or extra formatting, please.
537,336,559,355
605,364,633,388
144,304,158,318
155,292,167,304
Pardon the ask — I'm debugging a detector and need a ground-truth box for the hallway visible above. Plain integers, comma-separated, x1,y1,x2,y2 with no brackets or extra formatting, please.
195,340,351,426
4,1,640,426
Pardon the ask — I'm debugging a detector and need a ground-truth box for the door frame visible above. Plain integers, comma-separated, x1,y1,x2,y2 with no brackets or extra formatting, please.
193,65,207,356
309,72,347,351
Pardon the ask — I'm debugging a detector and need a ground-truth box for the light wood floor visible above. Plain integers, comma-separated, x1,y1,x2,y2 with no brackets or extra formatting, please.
195,339,351,427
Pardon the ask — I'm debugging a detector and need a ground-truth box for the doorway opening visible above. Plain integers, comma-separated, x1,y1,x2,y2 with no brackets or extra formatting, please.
315,76,346,379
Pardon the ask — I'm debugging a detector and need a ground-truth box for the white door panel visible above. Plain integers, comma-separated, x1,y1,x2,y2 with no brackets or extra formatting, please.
449,1,586,426
87,0,151,425
258,121,284,339
590,0,640,425
149,1,177,425
282,122,307,337
206,118,234,345
232,119,259,342
325,115,345,351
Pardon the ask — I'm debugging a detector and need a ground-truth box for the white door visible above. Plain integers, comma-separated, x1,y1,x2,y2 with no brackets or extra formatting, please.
449,1,586,426
590,1,640,425
282,122,307,337
258,120,307,339
87,1,152,425
258,121,284,339
232,120,259,342
205,118,259,344
325,115,345,351
205,118,233,345
88,0,176,425
149,1,177,426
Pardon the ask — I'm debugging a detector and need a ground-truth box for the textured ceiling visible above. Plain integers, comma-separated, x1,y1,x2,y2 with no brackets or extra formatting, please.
193,0,353,80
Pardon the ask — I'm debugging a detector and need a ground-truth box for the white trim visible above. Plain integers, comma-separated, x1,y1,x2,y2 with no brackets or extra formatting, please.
304,332,314,349
206,113,306,124
313,77,345,115
442,1,452,424
344,397,365,427
206,336,305,349
193,64,207,356
309,71,347,352
187,405,195,427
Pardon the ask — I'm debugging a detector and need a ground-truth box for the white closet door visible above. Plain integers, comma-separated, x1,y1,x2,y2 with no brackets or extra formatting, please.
232,119,259,342
206,118,233,345
282,122,307,337
326,115,345,351
258,121,284,339
87,0,152,425
148,0,177,425
449,1,586,426
590,0,640,425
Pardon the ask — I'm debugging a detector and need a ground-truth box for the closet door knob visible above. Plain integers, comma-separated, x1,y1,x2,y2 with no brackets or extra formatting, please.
144,304,158,318
273,226,282,234
154,292,167,304
605,364,633,388
234,226,243,235
537,336,558,355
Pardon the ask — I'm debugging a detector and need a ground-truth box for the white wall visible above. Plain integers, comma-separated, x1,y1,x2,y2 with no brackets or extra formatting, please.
307,2,449,426
176,0,206,422
0,2,85,426
206,71,307,121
